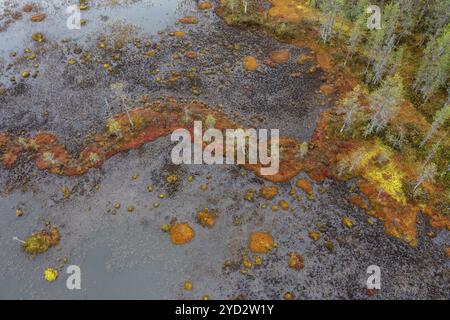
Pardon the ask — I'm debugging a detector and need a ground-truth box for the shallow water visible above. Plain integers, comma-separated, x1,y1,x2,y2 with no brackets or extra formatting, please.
0,0,195,60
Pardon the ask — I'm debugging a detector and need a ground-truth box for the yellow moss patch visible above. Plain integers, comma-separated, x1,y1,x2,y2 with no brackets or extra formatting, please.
342,217,355,228
279,200,289,210
308,230,320,241
44,268,58,282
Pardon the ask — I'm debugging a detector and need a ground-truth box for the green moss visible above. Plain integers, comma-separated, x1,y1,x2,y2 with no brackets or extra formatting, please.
22,227,60,255
23,234,50,255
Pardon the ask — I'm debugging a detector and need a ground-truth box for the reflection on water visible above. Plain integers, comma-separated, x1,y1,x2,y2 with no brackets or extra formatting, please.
0,0,197,60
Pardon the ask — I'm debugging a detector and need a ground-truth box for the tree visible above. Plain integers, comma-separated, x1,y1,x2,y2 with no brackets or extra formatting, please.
420,101,450,147
414,24,450,102
365,74,403,136
344,7,367,66
338,85,364,133
320,0,344,43
422,0,450,42
414,163,437,191
366,3,401,84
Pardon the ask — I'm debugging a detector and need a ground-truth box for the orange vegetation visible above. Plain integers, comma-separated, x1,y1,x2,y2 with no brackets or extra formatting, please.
170,223,195,245
248,232,275,253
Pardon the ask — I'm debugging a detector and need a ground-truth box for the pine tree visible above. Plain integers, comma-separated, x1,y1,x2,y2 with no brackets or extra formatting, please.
414,24,450,102
365,74,403,136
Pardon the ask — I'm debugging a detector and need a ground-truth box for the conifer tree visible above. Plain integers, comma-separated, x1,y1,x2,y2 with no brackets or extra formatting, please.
414,24,450,102
420,101,450,147
365,74,403,135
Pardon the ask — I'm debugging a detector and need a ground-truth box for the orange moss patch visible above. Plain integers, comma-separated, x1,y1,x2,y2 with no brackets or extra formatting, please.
288,252,304,270
248,232,275,253
260,186,279,200
320,84,335,95
279,200,289,210
445,247,450,257
267,0,303,23
349,194,369,210
174,31,186,38
170,223,195,245
198,2,213,10
185,51,197,59
244,137,302,182
31,13,46,22
243,56,259,71
195,208,217,228
296,179,313,194
269,50,291,64
178,16,199,24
